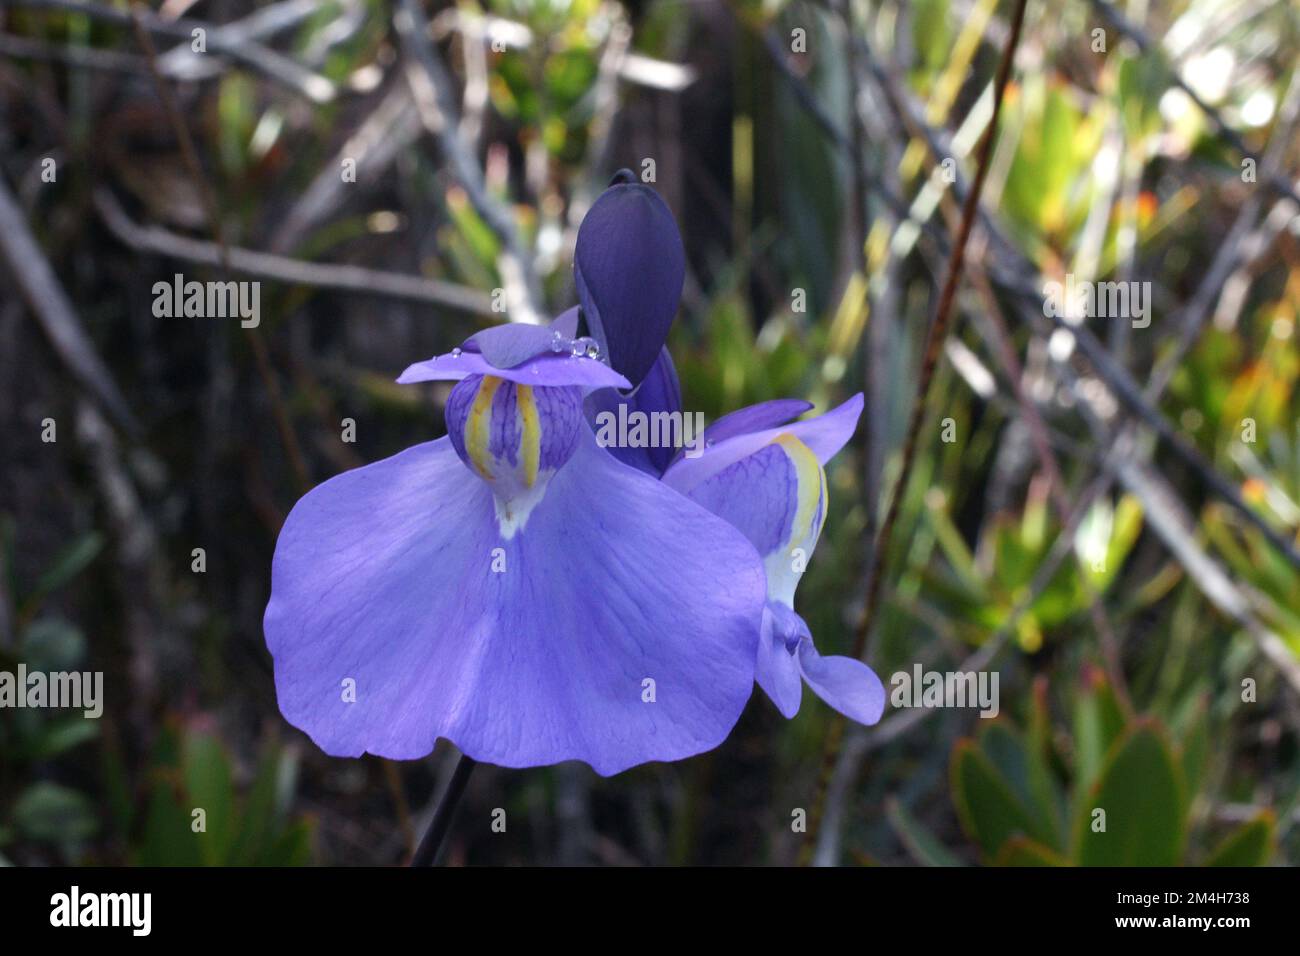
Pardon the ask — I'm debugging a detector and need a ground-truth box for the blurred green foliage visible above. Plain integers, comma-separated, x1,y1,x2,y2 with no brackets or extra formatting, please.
949,676,1274,866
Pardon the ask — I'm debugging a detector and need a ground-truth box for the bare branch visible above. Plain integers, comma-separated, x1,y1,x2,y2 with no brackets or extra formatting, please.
9,0,337,102
0,175,140,435
95,189,495,316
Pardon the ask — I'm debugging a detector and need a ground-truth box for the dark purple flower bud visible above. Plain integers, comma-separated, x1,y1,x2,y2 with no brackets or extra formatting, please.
575,176,685,386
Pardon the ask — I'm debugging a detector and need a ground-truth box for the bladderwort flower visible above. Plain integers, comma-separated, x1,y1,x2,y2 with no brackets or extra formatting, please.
609,343,886,725
264,175,767,776
661,397,886,726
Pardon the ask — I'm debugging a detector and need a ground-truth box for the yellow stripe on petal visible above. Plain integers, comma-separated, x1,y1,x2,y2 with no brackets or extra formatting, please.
774,433,826,548
516,384,541,489
466,375,501,479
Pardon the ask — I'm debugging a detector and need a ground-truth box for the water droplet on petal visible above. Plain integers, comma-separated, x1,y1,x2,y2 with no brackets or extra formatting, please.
568,335,602,360
451,347,462,357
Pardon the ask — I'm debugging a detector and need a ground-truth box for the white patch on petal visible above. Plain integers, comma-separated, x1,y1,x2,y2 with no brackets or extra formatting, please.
492,473,552,539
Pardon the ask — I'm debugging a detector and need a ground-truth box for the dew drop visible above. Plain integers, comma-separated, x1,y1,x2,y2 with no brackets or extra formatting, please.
569,335,601,360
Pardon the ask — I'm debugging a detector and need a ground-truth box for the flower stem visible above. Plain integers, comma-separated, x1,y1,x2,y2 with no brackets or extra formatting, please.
410,754,477,867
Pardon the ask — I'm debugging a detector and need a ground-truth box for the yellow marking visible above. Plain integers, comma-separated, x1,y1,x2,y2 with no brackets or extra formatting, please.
774,433,827,548
466,376,502,479
516,385,541,488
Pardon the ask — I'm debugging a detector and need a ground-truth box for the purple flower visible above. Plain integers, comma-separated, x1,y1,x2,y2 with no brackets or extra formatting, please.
662,396,886,726
264,182,766,776
265,171,882,782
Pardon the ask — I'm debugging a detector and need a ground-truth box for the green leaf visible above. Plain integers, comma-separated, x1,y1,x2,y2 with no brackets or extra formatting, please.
910,0,951,73
229,744,283,866
20,618,86,672
31,533,104,602
977,723,1060,849
1179,701,1210,818
257,819,314,866
136,784,204,867
229,740,310,866
886,798,966,866
1026,680,1068,850
1071,668,1127,808
993,836,1070,866
951,739,1044,860
182,732,235,865
1204,813,1274,867
27,717,99,760
100,733,136,836
1074,723,1185,866
11,782,98,844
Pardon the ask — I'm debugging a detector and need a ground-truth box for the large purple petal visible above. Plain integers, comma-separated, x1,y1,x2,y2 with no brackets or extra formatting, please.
796,640,886,726
584,347,683,476
575,179,685,385
662,393,863,497
264,430,764,776
397,349,629,390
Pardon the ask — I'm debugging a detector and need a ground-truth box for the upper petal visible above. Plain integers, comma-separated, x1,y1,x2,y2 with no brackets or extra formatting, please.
461,308,593,368
464,323,565,368
549,305,580,339
264,430,765,776
575,179,685,386
703,398,814,446
662,393,863,497
397,348,629,390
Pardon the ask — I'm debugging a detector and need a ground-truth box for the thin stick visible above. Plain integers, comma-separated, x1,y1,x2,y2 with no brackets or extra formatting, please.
850,0,1027,664
802,0,1030,865
411,754,477,867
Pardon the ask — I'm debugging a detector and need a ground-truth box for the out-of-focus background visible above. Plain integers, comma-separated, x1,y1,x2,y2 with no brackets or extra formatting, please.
1,0,1298,866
